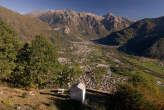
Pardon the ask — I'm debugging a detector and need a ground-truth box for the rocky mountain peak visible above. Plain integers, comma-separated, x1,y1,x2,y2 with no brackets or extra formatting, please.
26,10,135,39
103,12,115,18
101,12,135,31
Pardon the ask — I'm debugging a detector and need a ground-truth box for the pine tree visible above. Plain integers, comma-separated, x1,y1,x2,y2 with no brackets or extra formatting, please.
11,35,59,87
0,20,21,79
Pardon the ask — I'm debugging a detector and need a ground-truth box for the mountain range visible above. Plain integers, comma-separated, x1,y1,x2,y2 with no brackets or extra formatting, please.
26,10,135,40
0,6,164,59
0,5,164,110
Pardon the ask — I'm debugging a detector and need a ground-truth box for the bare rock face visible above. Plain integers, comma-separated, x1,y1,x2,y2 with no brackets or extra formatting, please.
102,13,133,31
26,10,135,40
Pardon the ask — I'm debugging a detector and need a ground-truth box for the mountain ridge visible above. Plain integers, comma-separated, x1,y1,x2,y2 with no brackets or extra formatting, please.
26,10,135,40
0,6,59,42
95,16,164,59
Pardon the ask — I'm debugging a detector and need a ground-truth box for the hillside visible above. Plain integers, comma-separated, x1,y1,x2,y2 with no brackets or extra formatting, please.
0,6,52,42
95,17,164,59
0,6,164,110
26,10,135,40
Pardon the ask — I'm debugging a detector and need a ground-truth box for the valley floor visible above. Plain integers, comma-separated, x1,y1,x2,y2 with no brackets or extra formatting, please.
1,40,164,110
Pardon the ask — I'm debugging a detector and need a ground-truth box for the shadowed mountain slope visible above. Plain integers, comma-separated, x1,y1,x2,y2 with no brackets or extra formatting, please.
94,17,164,59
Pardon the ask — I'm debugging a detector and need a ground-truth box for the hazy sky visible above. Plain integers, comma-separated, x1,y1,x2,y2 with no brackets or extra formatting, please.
0,0,164,19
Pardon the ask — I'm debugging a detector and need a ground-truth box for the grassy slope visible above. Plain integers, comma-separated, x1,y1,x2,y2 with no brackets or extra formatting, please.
0,6,73,52
0,6,51,42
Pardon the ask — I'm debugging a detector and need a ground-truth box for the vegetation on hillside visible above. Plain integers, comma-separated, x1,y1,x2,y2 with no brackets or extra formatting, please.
0,6,53,42
0,19,83,88
95,17,164,59
10,35,58,87
121,17,164,59
0,19,21,79
0,7,163,110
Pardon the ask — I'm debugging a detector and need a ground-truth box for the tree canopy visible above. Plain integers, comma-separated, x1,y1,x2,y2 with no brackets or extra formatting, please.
0,19,21,79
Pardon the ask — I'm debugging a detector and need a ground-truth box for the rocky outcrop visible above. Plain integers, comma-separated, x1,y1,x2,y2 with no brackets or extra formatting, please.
26,10,135,40
102,13,133,31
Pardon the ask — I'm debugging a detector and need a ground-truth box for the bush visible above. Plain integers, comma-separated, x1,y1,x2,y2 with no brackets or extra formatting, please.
129,73,149,86
129,73,160,98
108,84,161,110
109,84,145,110
10,35,84,88
10,35,59,88
0,20,21,79
56,64,84,87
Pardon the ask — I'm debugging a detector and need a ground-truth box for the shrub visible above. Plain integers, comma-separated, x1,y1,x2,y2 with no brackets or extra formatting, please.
2,99,13,106
21,92,28,98
108,84,161,110
10,35,84,88
0,20,21,79
109,84,145,110
56,64,84,87
129,73,149,86
10,35,59,88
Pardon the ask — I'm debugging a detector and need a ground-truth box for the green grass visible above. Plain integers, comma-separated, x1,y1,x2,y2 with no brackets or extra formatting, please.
124,56,164,74
138,61,164,74
2,99,13,106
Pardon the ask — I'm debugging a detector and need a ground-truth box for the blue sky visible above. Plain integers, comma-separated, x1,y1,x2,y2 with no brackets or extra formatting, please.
0,0,164,19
